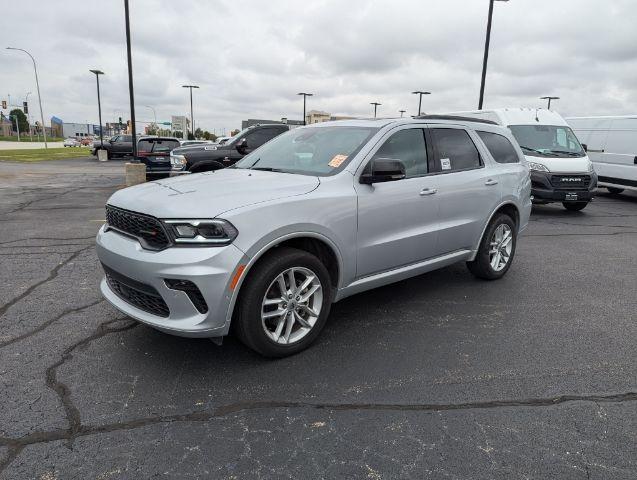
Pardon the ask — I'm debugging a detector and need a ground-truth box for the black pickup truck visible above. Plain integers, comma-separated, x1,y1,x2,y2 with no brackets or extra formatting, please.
92,134,134,158
169,124,290,173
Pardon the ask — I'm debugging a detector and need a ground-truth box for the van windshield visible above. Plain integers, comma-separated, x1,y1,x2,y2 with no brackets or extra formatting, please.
234,126,378,176
508,125,585,157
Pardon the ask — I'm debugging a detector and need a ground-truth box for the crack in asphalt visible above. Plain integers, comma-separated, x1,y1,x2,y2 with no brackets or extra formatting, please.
524,231,637,238
1,187,84,216
2,388,637,473
0,236,96,246
0,243,94,250
0,299,104,348
0,245,93,319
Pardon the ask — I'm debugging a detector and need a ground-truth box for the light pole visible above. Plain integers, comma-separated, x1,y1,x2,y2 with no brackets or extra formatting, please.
89,69,105,149
145,105,157,125
411,91,431,116
399,110,406,117
25,92,32,140
371,102,381,118
182,85,199,138
7,47,47,148
123,0,138,160
540,96,560,109
478,0,509,109
297,92,313,125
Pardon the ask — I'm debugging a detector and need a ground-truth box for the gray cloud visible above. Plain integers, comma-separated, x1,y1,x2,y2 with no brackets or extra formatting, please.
3,0,636,133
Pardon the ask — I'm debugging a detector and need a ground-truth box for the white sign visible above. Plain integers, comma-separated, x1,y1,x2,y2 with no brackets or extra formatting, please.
440,158,451,170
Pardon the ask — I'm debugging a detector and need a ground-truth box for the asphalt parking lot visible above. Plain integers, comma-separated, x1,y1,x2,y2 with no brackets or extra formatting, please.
0,157,636,479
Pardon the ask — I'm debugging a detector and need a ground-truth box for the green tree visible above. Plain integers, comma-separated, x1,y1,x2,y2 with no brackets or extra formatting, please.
146,123,159,136
230,129,240,136
174,131,183,139
194,127,203,139
9,109,29,133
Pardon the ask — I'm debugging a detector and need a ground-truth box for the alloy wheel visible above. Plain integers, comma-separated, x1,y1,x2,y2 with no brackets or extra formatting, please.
261,267,323,344
489,224,513,272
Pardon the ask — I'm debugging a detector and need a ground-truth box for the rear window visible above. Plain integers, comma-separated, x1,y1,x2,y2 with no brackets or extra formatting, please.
138,139,180,153
477,131,520,163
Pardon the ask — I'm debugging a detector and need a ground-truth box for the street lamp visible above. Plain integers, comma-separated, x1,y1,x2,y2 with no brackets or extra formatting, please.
411,91,431,116
478,0,509,109
89,69,105,149
6,47,47,148
540,96,560,109
25,92,32,140
182,85,199,138
371,102,381,118
123,0,138,160
145,105,157,125
399,109,406,117
297,92,313,125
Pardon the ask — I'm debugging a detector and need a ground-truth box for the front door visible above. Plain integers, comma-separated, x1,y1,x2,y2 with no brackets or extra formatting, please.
355,127,440,278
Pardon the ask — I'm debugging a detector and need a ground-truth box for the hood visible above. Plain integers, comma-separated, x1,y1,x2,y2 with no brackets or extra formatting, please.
524,154,592,174
107,168,320,219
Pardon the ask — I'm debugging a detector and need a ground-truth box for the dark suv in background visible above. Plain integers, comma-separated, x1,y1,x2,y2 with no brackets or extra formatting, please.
92,134,134,158
137,137,181,179
170,124,290,173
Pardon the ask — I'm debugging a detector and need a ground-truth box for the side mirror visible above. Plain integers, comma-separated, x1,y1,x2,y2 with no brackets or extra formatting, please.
581,143,588,152
360,158,406,184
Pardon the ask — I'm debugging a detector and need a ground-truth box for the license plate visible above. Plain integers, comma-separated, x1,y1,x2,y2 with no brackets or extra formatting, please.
565,192,579,201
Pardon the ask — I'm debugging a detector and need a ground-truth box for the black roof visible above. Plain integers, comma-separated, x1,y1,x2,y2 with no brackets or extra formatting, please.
413,114,498,125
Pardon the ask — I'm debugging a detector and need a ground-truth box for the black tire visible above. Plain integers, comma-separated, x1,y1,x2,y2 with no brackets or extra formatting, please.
607,187,624,195
234,247,333,357
189,160,225,173
562,201,588,211
467,213,517,280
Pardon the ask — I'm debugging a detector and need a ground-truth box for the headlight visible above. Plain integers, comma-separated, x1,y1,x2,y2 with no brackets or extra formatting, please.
588,162,595,172
528,161,549,172
163,219,238,246
170,154,187,170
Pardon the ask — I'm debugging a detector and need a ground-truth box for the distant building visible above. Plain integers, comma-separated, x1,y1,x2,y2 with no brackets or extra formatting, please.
305,110,356,124
241,118,304,130
54,119,101,138
0,113,13,136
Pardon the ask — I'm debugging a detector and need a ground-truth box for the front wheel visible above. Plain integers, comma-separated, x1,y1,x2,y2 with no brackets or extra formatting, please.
562,201,588,211
234,247,333,357
467,213,517,280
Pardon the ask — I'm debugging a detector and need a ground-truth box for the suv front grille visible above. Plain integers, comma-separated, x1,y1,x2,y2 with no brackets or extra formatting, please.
103,265,169,318
105,205,170,250
550,174,591,190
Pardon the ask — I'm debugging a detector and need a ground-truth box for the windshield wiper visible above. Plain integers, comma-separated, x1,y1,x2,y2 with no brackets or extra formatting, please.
547,150,583,157
250,167,284,172
518,146,558,156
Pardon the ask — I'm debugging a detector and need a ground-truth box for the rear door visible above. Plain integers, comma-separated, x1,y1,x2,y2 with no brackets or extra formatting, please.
429,126,502,255
355,126,440,278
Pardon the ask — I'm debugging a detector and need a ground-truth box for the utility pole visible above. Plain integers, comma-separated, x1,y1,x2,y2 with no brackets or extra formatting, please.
182,85,199,138
297,92,314,125
371,102,381,118
411,91,431,115
399,110,406,117
478,0,509,109
123,0,138,160
11,115,20,141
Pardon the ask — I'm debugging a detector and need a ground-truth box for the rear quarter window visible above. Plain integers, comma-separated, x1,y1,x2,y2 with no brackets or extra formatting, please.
138,139,180,153
477,131,520,164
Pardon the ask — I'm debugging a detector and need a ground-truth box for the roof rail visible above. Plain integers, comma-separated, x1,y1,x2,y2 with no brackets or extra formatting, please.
414,114,498,125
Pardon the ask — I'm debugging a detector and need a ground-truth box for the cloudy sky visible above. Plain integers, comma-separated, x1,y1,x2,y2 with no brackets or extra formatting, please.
2,0,636,133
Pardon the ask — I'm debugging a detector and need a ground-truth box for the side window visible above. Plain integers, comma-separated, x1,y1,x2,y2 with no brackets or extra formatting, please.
370,128,427,178
245,129,272,149
112,135,120,142
477,131,520,164
123,135,133,142
431,128,481,171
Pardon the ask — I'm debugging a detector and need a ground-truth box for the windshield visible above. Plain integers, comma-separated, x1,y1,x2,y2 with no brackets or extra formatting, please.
234,126,379,176
508,125,585,157
138,139,180,153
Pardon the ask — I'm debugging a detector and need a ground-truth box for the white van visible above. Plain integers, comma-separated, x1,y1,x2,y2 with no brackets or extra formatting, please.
443,108,596,211
566,115,637,194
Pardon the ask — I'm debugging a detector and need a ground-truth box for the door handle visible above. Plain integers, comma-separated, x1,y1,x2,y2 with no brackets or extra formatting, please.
485,179,499,186
420,187,438,196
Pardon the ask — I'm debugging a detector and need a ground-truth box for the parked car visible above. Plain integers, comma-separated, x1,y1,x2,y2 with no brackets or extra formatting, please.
170,124,289,174
137,136,181,179
63,137,80,147
97,115,531,356
566,115,637,194
92,134,134,158
446,108,596,211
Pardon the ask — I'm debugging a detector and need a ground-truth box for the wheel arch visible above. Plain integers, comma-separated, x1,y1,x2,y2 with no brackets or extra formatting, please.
469,201,520,261
225,232,343,325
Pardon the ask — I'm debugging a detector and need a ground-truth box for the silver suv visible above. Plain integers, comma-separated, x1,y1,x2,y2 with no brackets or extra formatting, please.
96,116,531,357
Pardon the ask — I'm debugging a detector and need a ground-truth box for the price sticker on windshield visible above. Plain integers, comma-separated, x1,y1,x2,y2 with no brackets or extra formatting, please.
440,158,451,170
328,154,348,168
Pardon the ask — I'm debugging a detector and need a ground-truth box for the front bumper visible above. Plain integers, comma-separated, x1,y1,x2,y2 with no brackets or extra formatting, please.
531,171,597,203
96,225,248,337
